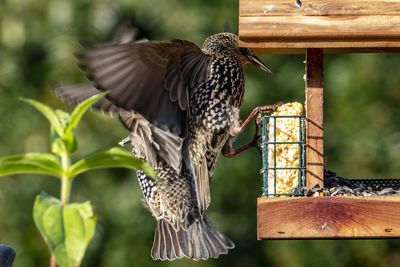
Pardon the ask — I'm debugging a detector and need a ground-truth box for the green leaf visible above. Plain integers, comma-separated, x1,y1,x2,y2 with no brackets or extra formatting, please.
55,109,71,129
33,192,96,267
63,202,96,266
51,109,77,155
69,147,158,179
51,136,68,157
20,98,64,137
63,132,78,154
0,153,62,177
51,132,77,156
67,92,108,133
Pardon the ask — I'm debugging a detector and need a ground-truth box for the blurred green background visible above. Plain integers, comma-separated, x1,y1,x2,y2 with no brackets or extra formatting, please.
1,0,400,266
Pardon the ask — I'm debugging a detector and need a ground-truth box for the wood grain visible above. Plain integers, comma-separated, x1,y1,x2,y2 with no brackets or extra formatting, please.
257,196,400,239
240,0,400,17
239,16,400,38
238,0,400,52
239,45,400,54
305,49,324,188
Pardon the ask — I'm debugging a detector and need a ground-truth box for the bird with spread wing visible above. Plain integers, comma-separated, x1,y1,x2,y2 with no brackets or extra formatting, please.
56,31,274,261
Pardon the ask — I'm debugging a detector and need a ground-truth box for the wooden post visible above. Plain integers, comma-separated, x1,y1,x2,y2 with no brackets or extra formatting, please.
305,48,324,188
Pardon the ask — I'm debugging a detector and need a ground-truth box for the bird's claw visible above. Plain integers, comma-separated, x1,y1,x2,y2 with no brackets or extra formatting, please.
252,120,262,154
273,101,284,110
252,102,284,153
227,101,284,157
255,101,283,125
251,134,262,154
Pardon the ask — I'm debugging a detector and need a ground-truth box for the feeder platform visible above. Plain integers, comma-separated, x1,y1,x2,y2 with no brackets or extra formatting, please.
258,196,400,239
239,0,400,239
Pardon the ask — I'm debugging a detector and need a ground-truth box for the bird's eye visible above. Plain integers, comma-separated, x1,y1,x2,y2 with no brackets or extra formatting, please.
239,47,249,54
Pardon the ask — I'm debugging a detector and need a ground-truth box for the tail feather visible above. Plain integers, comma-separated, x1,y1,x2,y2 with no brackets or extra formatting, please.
201,220,222,258
163,221,175,260
152,221,161,259
177,226,191,258
151,217,234,261
204,216,233,253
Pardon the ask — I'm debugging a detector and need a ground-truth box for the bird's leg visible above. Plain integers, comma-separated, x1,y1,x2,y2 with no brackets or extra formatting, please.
222,120,261,157
238,103,283,134
222,102,282,157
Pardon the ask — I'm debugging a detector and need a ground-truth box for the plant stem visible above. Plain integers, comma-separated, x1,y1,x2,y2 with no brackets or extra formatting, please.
52,153,71,266
60,152,71,206
60,174,71,206
50,255,57,267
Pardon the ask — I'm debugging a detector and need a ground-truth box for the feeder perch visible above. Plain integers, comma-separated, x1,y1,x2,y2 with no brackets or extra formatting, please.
239,0,400,239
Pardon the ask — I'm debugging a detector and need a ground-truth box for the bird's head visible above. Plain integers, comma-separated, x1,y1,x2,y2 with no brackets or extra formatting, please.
202,32,271,73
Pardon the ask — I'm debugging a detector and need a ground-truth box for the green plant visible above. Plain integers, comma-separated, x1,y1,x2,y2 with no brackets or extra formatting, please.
0,93,157,267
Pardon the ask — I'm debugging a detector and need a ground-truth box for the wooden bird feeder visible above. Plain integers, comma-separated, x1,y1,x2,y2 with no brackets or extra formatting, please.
238,0,400,239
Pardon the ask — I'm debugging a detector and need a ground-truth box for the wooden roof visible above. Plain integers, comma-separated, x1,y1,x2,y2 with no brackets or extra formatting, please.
238,0,400,54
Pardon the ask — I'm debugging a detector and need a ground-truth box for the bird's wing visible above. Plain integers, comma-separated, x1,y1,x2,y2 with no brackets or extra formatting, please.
60,40,212,171
189,129,229,212
55,84,119,115
77,39,212,137
55,84,184,171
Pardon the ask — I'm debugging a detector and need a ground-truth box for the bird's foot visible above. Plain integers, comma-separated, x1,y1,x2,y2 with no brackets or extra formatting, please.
222,130,261,157
239,102,283,133
223,102,283,157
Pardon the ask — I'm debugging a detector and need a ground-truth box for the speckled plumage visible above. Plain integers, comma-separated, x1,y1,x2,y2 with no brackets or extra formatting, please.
189,35,246,211
56,32,271,261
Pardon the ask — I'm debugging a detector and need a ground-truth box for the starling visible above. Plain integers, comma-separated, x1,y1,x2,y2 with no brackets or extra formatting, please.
56,32,272,260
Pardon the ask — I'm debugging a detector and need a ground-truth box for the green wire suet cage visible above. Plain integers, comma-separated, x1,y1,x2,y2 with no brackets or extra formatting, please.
261,114,306,197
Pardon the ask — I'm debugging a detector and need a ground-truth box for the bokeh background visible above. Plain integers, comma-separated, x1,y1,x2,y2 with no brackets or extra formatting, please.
1,0,400,266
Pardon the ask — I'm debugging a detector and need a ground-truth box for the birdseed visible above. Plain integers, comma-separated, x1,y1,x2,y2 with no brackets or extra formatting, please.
291,169,400,197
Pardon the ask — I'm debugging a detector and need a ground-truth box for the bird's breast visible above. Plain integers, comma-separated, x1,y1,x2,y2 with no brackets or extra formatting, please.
189,58,244,132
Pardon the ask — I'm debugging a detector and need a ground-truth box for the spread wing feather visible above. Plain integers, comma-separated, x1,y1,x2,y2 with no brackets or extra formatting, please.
78,40,212,137
62,39,216,211
55,85,183,171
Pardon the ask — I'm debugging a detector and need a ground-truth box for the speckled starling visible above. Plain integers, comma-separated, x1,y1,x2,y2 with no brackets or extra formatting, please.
56,32,271,261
